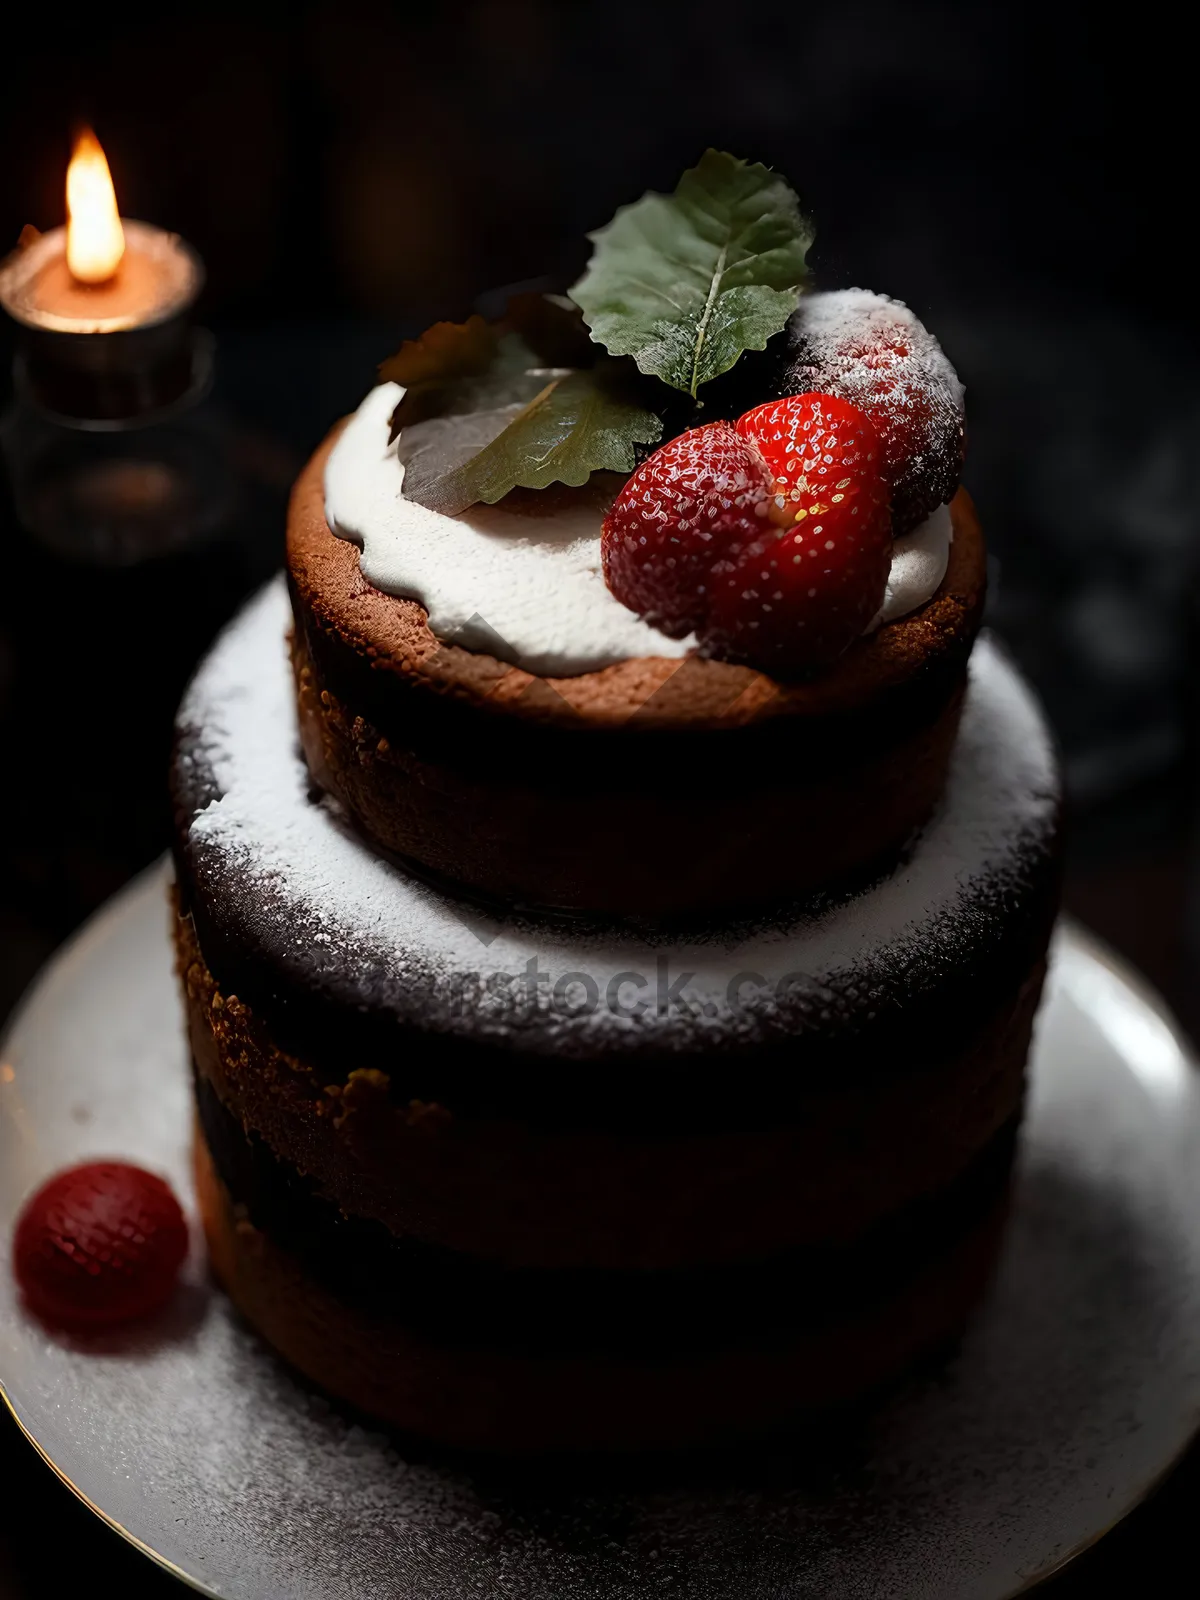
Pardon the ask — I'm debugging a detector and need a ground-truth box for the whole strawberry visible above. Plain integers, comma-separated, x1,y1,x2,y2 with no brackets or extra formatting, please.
783,289,966,535
13,1162,188,1329
602,393,891,675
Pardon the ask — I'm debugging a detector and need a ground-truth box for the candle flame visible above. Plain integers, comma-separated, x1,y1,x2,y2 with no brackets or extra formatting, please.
66,129,125,284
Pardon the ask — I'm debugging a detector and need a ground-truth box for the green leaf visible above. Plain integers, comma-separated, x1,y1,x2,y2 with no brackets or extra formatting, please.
570,149,814,398
396,404,530,504
381,318,549,435
382,296,665,514
401,363,663,516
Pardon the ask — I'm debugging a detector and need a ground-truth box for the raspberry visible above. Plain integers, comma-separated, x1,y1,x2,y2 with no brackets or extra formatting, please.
601,422,772,637
602,395,891,675
13,1162,188,1329
783,289,966,535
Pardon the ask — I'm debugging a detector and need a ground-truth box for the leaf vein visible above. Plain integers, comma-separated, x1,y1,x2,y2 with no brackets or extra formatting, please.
617,275,691,315
690,238,730,397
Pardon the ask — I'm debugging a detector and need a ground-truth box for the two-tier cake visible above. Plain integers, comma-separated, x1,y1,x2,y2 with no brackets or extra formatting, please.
172,153,1061,1451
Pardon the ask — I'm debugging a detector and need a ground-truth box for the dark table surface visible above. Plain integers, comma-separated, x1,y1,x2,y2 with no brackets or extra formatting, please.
2,317,1198,1595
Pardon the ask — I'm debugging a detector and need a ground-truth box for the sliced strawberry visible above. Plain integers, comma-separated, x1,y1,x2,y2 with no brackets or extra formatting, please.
784,289,966,535
13,1162,188,1329
601,422,772,637
602,396,891,675
735,391,889,507
709,393,892,671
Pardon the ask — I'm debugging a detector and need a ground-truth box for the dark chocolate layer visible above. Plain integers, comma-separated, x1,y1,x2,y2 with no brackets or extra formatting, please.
172,839,1058,1132
196,1066,1020,1357
196,1132,1011,1451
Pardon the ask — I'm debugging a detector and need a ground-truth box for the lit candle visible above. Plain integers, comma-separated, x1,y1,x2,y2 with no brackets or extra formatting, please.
1,127,201,333
66,127,125,284
0,129,204,419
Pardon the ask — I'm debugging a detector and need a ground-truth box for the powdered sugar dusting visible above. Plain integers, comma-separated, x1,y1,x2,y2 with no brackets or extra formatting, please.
787,289,967,535
175,579,1057,1060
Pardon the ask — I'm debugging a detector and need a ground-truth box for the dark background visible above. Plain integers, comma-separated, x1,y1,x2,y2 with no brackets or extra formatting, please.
1,2,1197,1593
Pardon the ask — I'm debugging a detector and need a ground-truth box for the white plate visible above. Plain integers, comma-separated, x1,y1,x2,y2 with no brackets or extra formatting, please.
2,861,1199,1599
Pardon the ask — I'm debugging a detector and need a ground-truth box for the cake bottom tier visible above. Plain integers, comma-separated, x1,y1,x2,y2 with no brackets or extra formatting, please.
195,1112,1015,1454
182,911,1041,1451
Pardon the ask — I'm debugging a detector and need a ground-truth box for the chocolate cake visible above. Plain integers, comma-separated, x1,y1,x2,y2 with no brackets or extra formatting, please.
171,152,1061,1450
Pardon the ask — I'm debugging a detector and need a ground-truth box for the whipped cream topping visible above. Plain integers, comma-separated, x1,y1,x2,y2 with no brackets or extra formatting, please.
871,502,952,632
325,383,952,678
